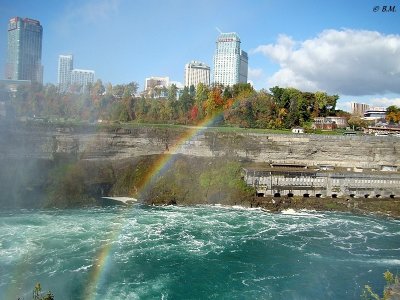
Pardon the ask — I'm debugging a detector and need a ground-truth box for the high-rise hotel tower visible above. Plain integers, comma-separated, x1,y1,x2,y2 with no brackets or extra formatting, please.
213,32,248,86
71,69,95,88
6,17,43,83
58,55,73,92
57,54,95,92
184,61,210,87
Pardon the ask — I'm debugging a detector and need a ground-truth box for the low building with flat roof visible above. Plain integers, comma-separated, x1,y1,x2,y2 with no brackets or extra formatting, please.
312,117,348,130
243,166,400,198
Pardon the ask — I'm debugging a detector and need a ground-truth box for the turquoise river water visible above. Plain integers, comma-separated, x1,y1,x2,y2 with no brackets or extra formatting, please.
1,205,400,299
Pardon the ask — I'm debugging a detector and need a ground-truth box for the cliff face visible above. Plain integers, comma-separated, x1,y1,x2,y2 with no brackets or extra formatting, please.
1,123,399,168
1,122,399,209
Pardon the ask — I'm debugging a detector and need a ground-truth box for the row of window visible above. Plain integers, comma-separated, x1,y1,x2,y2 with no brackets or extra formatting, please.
250,175,400,186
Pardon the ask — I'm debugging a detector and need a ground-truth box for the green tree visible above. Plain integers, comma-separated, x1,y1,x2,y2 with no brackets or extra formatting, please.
105,82,113,95
135,98,149,122
386,105,400,123
285,97,300,128
314,91,338,116
112,84,125,99
167,84,178,101
159,100,174,122
205,86,224,116
91,79,105,97
347,116,369,130
223,86,233,101
121,81,139,99
270,86,290,109
232,82,254,98
194,83,209,120
189,84,196,98
252,90,277,128
179,86,194,113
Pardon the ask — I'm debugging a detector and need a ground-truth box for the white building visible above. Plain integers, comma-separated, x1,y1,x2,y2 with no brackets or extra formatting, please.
71,69,95,89
144,76,170,98
213,32,248,86
57,54,73,92
144,76,170,91
184,61,210,87
363,107,386,122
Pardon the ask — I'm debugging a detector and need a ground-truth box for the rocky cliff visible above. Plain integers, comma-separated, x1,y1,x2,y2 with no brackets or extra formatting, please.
1,122,399,168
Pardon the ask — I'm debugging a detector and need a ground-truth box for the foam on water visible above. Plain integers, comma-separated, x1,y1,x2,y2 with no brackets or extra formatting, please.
1,207,400,299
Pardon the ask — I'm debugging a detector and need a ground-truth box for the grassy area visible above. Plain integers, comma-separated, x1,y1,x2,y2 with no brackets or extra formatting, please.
21,119,360,136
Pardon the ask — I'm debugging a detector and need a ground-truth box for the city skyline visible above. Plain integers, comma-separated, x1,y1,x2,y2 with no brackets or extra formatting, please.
1,0,400,111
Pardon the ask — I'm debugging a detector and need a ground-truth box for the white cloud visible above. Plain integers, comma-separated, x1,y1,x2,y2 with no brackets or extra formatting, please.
254,29,400,96
253,34,295,63
336,101,352,112
79,0,121,23
370,97,400,107
57,0,121,33
248,67,264,80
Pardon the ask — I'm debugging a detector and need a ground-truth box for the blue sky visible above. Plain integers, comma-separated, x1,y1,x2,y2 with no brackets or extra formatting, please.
1,0,399,110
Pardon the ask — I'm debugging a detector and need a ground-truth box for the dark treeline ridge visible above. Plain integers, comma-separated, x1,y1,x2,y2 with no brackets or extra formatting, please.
4,80,349,129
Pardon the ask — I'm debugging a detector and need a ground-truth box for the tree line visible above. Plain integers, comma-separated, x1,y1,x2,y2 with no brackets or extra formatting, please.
5,80,350,129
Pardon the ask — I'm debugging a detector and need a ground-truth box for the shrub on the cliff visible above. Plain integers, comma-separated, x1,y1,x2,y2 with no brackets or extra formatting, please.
46,162,96,208
362,270,399,300
32,282,54,300
112,155,255,205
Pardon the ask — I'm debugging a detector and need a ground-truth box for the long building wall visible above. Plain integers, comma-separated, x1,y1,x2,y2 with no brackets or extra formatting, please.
243,169,400,198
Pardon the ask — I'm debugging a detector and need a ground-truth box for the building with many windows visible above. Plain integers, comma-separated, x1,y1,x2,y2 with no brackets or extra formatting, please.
5,17,43,83
213,32,248,86
351,102,369,116
184,61,210,87
70,69,95,90
362,107,387,122
58,55,73,92
57,54,94,93
312,116,348,130
243,165,400,199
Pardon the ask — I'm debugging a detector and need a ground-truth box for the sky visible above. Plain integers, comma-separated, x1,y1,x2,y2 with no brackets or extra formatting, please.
0,0,399,111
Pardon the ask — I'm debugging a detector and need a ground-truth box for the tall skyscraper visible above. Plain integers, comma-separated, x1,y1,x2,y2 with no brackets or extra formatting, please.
58,55,73,92
184,61,210,87
5,17,43,83
213,32,248,86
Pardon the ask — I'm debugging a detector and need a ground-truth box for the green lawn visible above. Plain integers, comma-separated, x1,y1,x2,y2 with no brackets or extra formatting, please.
23,119,356,136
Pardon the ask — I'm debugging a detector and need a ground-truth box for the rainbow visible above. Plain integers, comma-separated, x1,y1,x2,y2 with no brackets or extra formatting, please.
84,112,224,298
136,114,222,199
83,219,123,300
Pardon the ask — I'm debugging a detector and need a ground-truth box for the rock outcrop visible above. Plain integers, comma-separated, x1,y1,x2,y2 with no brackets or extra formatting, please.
1,122,399,169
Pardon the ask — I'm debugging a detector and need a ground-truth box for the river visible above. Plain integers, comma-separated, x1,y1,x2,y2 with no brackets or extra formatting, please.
1,205,399,299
